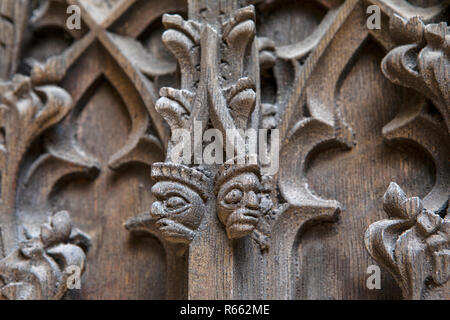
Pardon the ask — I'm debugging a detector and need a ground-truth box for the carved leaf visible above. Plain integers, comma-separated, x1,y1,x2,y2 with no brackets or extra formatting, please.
155,87,195,131
381,15,450,132
161,14,201,90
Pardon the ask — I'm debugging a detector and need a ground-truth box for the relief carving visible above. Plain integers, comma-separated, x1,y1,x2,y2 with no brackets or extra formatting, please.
125,12,212,246
209,6,262,241
365,183,449,300
1,0,448,300
0,74,91,300
0,211,90,300
126,0,360,299
366,13,449,300
215,156,262,240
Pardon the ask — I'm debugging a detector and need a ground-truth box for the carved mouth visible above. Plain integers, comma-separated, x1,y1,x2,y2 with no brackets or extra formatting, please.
156,218,195,244
225,209,260,239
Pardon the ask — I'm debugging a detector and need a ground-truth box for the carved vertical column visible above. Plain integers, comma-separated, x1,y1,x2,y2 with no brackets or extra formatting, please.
186,0,264,299
126,0,257,300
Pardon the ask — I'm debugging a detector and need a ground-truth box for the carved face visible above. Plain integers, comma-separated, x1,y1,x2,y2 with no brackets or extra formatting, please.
151,181,205,244
217,172,261,239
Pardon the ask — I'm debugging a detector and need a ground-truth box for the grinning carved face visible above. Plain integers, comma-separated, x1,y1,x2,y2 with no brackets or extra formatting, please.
151,180,205,244
217,172,262,239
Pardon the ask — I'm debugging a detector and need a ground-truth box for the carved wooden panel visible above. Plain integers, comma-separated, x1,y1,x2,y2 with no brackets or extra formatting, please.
0,0,448,300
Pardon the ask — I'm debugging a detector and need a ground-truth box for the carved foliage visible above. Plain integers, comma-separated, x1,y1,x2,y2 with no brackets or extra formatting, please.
0,74,72,212
365,183,449,300
209,6,257,138
381,15,450,132
0,211,90,300
128,6,263,245
0,71,93,302
126,12,211,246
367,13,450,300
210,6,262,241
155,14,201,138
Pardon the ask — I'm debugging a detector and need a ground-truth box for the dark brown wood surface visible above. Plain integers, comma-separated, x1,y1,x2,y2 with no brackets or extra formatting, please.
0,0,448,300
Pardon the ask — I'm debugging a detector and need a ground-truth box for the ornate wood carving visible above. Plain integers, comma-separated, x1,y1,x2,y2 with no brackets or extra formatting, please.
381,15,449,132
365,13,449,300
0,0,92,300
365,183,449,300
0,0,448,300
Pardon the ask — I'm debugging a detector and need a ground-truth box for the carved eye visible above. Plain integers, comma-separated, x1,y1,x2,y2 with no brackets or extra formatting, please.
224,189,243,204
165,196,188,211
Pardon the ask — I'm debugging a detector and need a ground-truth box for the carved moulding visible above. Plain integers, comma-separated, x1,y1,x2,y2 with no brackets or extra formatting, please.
365,15,450,300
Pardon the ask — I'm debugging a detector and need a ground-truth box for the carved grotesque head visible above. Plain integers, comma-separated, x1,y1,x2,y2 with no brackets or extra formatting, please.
150,163,211,244
216,158,262,239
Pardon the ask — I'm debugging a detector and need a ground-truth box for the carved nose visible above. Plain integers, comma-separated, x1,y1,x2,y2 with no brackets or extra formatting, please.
244,191,259,210
151,202,167,220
